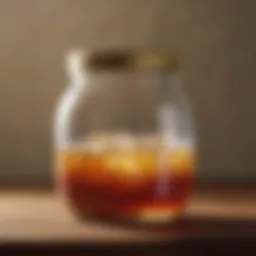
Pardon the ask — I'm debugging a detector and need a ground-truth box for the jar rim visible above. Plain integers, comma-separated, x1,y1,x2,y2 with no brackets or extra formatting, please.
68,49,179,71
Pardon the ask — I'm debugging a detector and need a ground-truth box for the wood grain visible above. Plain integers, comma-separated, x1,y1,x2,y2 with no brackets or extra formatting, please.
0,189,255,243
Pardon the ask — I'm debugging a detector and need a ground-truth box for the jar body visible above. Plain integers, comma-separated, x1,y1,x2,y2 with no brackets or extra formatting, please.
54,51,196,225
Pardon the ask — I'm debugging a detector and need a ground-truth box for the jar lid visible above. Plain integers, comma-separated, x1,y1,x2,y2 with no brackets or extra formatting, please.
85,50,179,71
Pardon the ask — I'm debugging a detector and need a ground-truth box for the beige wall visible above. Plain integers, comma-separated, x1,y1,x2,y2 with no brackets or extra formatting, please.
0,0,255,186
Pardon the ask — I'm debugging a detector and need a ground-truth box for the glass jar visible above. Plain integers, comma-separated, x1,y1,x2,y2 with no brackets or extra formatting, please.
54,49,196,225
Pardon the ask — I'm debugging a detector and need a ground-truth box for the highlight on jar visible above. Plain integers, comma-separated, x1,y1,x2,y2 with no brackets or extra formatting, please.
56,133,196,224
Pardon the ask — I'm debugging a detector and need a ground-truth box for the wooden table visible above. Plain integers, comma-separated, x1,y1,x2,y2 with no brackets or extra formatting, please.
0,189,255,254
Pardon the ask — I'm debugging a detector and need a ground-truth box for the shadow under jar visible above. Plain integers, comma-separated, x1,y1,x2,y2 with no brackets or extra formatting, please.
54,49,197,226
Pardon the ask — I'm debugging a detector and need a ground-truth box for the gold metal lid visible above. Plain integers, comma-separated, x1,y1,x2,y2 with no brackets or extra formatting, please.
85,50,179,71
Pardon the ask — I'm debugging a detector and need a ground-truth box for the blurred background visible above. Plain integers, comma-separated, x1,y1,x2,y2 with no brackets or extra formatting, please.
0,0,255,187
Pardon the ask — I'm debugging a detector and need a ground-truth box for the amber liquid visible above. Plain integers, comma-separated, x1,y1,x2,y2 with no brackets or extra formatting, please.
57,136,196,224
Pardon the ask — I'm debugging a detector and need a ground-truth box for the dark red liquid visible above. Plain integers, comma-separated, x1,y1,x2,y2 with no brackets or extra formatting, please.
57,147,195,223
